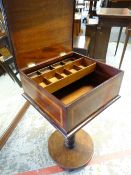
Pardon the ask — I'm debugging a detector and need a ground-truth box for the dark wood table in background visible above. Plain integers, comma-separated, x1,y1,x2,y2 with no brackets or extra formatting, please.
103,0,131,8
87,8,131,62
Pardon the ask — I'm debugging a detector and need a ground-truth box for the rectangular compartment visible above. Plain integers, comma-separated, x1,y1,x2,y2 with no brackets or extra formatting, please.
53,74,99,105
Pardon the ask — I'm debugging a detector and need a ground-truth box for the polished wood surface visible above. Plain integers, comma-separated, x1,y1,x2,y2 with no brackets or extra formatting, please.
20,52,124,134
92,8,131,60
93,26,111,60
48,129,94,170
98,8,131,27
54,60,123,131
98,8,131,18
2,0,75,68
85,16,111,60
86,24,111,60
86,8,131,60
98,8,131,67
97,8,131,31
104,0,131,8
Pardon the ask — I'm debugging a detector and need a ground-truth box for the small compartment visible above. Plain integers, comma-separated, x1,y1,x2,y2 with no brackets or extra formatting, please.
32,75,51,85
57,69,72,77
73,65,82,71
32,75,43,84
40,78,52,88
65,64,81,73
74,58,93,68
49,73,64,83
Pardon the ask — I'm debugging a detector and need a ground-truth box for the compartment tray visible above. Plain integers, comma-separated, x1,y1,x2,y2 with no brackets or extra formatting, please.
32,57,96,93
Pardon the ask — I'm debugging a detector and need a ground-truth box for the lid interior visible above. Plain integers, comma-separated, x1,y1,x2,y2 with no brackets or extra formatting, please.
2,0,74,68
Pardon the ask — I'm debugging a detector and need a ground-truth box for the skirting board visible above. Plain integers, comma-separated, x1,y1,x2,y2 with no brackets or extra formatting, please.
0,101,30,150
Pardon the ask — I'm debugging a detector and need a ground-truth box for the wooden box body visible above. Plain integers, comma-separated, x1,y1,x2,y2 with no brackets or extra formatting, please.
2,0,123,136
20,52,123,135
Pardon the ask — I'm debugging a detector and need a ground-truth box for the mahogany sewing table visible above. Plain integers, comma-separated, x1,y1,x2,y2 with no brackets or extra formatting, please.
2,0,123,170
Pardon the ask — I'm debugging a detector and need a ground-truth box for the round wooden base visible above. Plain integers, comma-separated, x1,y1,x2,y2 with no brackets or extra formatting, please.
48,129,94,170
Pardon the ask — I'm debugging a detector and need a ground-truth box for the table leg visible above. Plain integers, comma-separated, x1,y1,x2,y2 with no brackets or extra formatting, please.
114,27,123,56
4,61,22,87
119,30,130,69
94,1,97,9
89,1,93,17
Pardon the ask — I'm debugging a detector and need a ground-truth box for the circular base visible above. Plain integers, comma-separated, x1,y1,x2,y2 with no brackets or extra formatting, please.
48,129,94,170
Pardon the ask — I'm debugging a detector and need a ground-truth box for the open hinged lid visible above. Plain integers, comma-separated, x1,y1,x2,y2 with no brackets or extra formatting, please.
2,0,74,68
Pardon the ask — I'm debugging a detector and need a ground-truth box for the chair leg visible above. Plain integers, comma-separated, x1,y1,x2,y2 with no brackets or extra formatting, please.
119,30,130,69
1,61,15,81
8,66,22,87
88,1,93,17
0,62,6,75
114,27,123,56
94,1,97,11
4,61,22,87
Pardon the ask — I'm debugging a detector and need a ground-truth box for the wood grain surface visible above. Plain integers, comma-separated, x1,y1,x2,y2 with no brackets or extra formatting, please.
48,129,94,170
2,0,75,68
20,53,124,134
97,8,131,18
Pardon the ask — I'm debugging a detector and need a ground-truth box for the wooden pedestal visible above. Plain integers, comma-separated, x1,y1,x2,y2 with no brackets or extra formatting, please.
48,129,94,170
